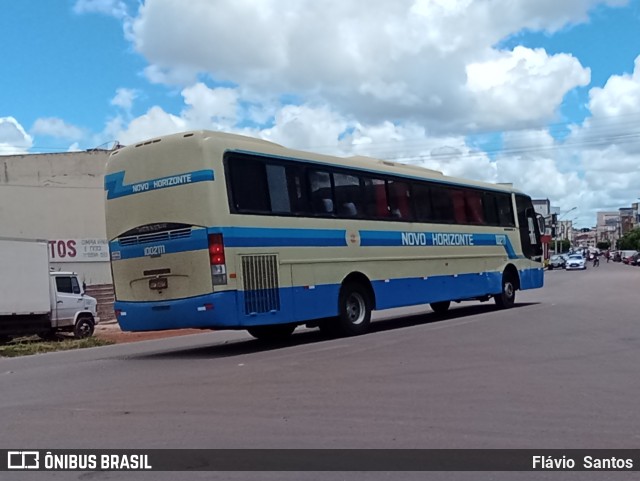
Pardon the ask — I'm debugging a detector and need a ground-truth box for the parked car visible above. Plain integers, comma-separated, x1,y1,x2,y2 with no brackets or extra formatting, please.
565,254,587,270
621,250,638,265
549,255,566,270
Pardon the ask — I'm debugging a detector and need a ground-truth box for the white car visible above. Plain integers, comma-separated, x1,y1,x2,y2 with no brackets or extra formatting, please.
565,254,587,270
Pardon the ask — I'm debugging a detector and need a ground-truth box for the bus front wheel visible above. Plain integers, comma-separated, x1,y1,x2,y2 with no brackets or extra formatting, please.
247,324,296,341
494,272,517,309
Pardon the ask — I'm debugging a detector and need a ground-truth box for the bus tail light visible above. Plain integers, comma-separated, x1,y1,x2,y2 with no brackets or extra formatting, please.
208,233,227,286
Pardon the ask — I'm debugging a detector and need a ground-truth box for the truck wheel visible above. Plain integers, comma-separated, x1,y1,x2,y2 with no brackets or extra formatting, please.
74,317,95,339
247,324,296,341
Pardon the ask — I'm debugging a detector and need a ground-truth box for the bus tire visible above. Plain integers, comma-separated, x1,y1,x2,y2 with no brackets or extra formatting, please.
247,324,296,341
494,271,517,309
74,316,95,339
331,282,372,336
430,301,451,314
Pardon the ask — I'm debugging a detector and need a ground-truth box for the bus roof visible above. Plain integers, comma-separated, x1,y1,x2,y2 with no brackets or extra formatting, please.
111,130,523,195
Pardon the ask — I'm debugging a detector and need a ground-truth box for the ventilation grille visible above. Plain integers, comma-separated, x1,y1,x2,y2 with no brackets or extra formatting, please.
241,254,280,315
119,228,192,246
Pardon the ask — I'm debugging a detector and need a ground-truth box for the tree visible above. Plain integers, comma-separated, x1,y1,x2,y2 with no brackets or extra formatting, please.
557,239,571,253
596,241,611,250
617,228,640,250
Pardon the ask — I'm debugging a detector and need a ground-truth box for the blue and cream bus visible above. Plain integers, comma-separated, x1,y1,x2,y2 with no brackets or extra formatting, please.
105,130,544,339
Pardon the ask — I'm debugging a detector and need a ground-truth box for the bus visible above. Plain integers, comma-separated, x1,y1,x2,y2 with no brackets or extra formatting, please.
105,130,544,339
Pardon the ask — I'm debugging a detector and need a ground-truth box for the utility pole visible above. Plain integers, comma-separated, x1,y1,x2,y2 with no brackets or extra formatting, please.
554,207,577,253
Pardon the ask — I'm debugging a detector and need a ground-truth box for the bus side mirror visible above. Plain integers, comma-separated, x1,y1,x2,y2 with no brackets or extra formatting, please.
536,214,545,234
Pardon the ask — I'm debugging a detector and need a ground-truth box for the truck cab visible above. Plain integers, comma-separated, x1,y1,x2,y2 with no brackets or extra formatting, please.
48,271,100,338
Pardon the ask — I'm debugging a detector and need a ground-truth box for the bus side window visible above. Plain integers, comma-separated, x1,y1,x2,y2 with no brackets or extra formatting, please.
228,156,271,213
388,180,413,220
483,193,500,226
431,185,454,223
451,189,467,224
465,190,484,224
285,166,309,215
266,164,292,213
496,194,515,226
308,170,334,215
333,172,363,218
362,178,389,219
413,183,433,222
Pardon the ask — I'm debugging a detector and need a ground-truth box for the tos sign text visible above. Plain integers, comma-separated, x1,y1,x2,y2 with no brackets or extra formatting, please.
48,239,109,262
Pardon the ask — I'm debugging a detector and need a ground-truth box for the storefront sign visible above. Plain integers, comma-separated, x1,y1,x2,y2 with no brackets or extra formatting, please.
48,239,109,262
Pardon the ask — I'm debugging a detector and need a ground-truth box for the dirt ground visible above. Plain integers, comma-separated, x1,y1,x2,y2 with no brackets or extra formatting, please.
94,321,207,344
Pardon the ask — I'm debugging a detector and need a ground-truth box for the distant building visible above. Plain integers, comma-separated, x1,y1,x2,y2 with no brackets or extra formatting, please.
557,220,574,244
532,199,551,217
573,228,597,249
620,207,635,236
596,211,619,247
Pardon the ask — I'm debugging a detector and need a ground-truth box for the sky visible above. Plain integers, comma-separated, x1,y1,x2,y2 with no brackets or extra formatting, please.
1,0,640,228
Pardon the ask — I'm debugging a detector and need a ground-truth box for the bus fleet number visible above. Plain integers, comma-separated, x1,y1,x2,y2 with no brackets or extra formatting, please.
144,245,166,256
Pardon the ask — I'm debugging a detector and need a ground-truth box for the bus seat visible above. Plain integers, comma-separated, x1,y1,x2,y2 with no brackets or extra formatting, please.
339,202,358,217
322,198,334,213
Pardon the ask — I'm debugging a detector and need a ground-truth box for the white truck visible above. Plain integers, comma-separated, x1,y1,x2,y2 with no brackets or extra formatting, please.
0,238,99,343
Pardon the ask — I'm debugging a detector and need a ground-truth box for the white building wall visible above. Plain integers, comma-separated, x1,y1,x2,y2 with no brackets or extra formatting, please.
0,151,112,285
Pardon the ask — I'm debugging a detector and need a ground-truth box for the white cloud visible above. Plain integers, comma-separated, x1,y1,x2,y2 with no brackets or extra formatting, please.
111,88,138,111
112,106,187,145
127,0,623,133
67,143,82,152
0,117,33,154
558,53,640,221
466,47,590,128
31,118,84,141
73,0,128,19
85,0,637,228
259,104,350,152
181,83,239,125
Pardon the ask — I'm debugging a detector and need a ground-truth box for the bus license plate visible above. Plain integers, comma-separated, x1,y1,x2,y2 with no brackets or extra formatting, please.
149,278,168,290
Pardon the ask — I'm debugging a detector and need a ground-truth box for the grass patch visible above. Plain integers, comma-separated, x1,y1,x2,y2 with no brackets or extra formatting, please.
0,336,114,358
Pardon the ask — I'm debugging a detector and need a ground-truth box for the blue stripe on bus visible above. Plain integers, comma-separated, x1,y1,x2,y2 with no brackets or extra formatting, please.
208,227,347,247
104,169,215,200
359,230,520,259
114,267,543,332
109,227,521,260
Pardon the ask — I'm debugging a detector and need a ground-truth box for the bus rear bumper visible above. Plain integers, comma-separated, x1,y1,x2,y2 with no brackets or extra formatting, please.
114,291,239,332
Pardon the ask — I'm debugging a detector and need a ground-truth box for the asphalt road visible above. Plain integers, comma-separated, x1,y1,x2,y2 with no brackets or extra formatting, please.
2,260,639,480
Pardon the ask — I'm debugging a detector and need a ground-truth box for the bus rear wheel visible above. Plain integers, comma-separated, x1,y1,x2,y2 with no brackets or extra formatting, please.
430,301,451,314
322,282,372,337
247,324,296,341
494,272,517,309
